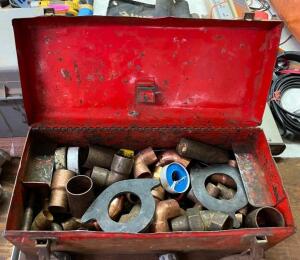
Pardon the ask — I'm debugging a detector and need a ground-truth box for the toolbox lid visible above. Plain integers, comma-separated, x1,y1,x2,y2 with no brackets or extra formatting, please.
13,16,281,128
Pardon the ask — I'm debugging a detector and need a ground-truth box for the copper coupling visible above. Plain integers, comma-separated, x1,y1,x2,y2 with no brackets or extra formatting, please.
66,175,94,218
187,183,220,204
119,204,141,223
61,217,82,230
217,183,236,200
49,169,75,214
83,145,115,169
171,209,233,232
211,174,237,189
176,138,230,163
109,196,125,220
151,199,182,232
245,207,285,228
151,166,165,202
91,154,134,187
134,147,157,178
31,210,53,230
156,150,190,168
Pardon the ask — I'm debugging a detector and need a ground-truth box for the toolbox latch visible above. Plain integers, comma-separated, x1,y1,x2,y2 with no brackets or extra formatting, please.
35,238,55,260
136,79,159,104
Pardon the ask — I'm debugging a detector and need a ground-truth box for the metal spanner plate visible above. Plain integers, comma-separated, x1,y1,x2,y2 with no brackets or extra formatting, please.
81,179,160,233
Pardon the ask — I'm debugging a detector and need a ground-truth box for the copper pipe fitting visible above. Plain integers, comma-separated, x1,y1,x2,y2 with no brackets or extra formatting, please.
210,174,237,189
49,169,75,214
206,183,220,198
199,210,233,231
51,223,63,231
228,160,238,168
66,175,94,218
83,145,115,169
217,183,236,200
31,210,53,230
176,138,230,163
245,207,285,228
156,150,190,168
134,147,157,178
151,199,182,232
61,217,82,230
119,204,141,223
109,196,125,219
171,208,204,231
235,213,244,226
151,166,165,202
91,154,134,187
171,209,233,231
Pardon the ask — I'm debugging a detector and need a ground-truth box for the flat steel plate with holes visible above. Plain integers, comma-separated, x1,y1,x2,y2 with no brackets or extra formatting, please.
81,179,160,233
190,165,248,213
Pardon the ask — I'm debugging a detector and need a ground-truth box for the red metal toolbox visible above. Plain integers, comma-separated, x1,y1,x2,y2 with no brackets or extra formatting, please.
5,16,295,257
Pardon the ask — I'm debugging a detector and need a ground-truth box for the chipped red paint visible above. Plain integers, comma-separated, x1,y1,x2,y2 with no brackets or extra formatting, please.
5,17,294,256
13,16,282,129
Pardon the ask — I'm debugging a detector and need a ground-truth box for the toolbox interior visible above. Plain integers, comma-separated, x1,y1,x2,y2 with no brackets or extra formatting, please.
5,127,295,254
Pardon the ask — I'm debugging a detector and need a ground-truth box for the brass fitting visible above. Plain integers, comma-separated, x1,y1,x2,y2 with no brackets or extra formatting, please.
83,145,115,169
66,175,94,218
245,207,285,228
51,223,63,231
109,196,125,220
49,169,75,214
134,147,157,178
217,183,236,200
187,183,219,204
31,210,53,230
210,174,237,189
171,209,233,231
119,204,141,223
151,199,182,232
176,138,230,163
151,166,165,202
61,217,82,230
91,154,134,187
156,150,190,168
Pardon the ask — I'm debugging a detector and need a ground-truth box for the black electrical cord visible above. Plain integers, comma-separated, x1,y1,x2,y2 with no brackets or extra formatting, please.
269,52,300,136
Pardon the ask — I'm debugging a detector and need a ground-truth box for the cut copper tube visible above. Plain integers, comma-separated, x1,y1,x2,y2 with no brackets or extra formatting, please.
119,204,141,223
134,147,157,178
217,183,236,200
49,169,75,214
51,223,63,231
210,174,237,189
176,138,230,164
83,145,115,169
245,207,285,228
66,175,94,218
156,150,190,168
151,199,182,232
109,196,125,219
206,183,220,198
31,210,53,230
61,217,82,230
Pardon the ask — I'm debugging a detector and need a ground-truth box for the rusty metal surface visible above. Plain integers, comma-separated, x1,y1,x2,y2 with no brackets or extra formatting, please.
22,155,54,189
233,143,276,208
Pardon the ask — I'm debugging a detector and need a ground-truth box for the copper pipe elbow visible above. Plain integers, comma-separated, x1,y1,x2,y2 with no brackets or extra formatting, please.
49,169,75,214
119,204,141,223
156,150,190,168
134,147,157,178
151,166,165,201
151,199,181,232
109,196,125,219
31,210,53,230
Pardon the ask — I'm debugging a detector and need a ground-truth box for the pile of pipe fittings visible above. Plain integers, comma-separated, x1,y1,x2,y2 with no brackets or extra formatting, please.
30,138,285,233
0,149,11,202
